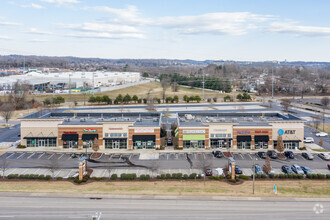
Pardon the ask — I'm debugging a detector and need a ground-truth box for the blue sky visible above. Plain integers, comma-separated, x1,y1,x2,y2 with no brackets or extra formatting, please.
1,0,330,61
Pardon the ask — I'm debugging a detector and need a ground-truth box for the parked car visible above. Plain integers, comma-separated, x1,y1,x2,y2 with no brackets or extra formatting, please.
315,132,328,137
302,152,314,160
284,151,295,159
235,165,243,174
328,164,330,170
291,164,304,174
318,153,330,161
303,137,314,143
205,168,213,176
254,164,264,174
262,165,275,175
213,151,223,158
301,166,313,174
215,168,224,176
257,152,267,159
282,165,293,174
267,150,277,159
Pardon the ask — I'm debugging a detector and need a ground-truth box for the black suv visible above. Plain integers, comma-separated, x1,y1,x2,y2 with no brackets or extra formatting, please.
267,150,277,159
257,152,266,159
284,151,294,159
212,151,223,158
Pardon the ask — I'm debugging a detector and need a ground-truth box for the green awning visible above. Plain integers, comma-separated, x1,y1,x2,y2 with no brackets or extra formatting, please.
183,134,205,141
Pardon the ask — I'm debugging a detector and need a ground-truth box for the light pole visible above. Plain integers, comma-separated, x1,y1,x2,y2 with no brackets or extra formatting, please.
202,70,205,101
253,154,256,194
271,67,274,99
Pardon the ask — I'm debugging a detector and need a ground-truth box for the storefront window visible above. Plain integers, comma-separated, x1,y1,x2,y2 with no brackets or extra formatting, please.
274,141,299,150
134,140,155,149
183,140,204,148
237,141,251,149
211,139,231,148
110,133,122,137
26,138,57,147
255,141,268,149
105,139,127,149
63,141,78,149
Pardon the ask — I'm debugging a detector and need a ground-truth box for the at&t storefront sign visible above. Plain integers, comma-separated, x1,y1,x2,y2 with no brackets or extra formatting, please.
278,129,295,136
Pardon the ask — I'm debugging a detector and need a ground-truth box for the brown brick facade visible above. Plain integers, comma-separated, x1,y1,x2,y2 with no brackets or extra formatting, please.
233,127,273,150
58,126,103,148
128,127,161,149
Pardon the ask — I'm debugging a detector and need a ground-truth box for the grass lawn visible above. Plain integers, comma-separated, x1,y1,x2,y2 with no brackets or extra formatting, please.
7,81,228,103
0,180,329,198
307,123,330,135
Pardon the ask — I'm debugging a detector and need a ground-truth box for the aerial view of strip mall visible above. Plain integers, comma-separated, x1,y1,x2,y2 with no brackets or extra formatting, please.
0,0,329,219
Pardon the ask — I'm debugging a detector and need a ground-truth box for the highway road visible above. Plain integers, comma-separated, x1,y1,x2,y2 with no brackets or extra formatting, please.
0,194,328,219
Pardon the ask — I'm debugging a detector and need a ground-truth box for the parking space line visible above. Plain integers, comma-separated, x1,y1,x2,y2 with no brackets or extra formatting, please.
109,154,113,160
58,154,64,160
55,169,62,177
16,153,25,159
7,168,17,175
247,154,253,160
129,155,132,160
48,153,55,160
21,169,29,175
38,153,45,159
166,154,169,160
119,155,122,160
6,153,15,159
102,169,107,178
67,154,73,160
27,153,35,159
176,154,179,160
33,168,40,174
194,154,197,159
240,154,244,159
203,154,206,160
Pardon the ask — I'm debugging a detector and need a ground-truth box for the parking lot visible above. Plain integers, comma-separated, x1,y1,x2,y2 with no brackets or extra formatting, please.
0,151,329,178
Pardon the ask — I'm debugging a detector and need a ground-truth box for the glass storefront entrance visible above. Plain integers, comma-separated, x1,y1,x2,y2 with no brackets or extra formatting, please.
63,141,78,149
105,138,127,149
210,139,231,149
254,135,269,149
274,140,299,150
183,140,204,148
237,135,252,149
133,135,156,149
26,138,57,147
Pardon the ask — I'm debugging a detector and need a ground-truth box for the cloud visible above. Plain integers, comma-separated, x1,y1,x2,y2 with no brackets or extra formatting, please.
26,28,53,35
269,22,330,37
29,39,48,43
39,0,79,4
0,35,11,40
66,32,145,40
156,12,273,36
85,5,152,26
9,2,44,9
0,21,23,26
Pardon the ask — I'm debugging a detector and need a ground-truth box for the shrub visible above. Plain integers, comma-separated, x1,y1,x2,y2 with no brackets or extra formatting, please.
209,176,215,180
228,179,236,183
297,174,303,179
7,174,15,179
269,174,275,179
196,174,202,179
239,175,249,180
160,174,166,180
110,174,117,180
38,175,45,180
45,175,52,180
165,174,171,179
261,174,267,179
172,173,182,179
318,174,326,179
17,144,26,149
120,173,137,180
306,174,312,179
288,174,293,179
56,177,63,181
183,174,189,180
189,173,197,179
140,174,150,180
326,174,330,179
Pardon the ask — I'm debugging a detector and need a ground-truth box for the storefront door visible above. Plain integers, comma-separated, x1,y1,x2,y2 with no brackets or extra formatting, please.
38,139,45,147
112,141,120,149
142,142,147,149
238,141,251,149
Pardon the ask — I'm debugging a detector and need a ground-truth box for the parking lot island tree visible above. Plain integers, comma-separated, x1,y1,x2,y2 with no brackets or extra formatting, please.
0,157,9,179
276,135,285,154
0,103,14,127
263,156,271,174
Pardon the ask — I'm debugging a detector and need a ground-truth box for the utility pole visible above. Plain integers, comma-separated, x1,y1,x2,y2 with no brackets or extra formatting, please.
271,67,274,99
69,74,71,94
253,154,255,194
202,70,205,101
92,72,95,97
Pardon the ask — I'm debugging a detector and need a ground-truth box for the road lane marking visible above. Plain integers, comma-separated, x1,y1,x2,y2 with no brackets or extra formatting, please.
16,153,25,159
27,153,35,159
6,153,15,159
58,154,64,160
48,153,55,160
38,153,45,159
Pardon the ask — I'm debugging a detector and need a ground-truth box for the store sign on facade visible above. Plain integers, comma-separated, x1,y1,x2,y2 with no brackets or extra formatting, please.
278,129,295,136
183,130,205,134
63,131,77,134
83,129,97,133
134,128,154,133
237,131,251,134
109,128,123,130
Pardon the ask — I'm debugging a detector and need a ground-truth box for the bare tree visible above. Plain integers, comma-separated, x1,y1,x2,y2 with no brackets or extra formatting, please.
312,116,321,130
0,157,10,179
321,97,329,108
0,103,14,127
319,138,323,147
263,156,271,174
148,160,160,178
106,163,112,180
161,78,170,103
280,99,292,112
47,156,59,179
276,135,285,153
92,139,99,152
146,89,155,111
171,82,179,92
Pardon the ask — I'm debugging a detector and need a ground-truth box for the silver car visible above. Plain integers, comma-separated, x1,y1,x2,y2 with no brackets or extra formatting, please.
291,164,304,174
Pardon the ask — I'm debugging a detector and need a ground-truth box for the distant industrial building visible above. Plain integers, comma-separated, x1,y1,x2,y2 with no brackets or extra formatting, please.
0,71,141,93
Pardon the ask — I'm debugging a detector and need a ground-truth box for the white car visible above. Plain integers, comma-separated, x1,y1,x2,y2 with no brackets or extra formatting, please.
215,168,224,176
315,132,328,137
304,137,314,143
318,153,330,161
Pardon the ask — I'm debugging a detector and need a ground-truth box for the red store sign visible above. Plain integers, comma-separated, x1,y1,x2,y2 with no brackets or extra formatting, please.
63,132,77,134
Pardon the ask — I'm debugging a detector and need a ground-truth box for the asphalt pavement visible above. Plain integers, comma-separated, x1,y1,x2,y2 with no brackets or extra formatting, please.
0,194,328,219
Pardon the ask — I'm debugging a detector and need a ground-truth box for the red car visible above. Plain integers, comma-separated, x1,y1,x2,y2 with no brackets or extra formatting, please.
205,169,213,176
328,164,330,170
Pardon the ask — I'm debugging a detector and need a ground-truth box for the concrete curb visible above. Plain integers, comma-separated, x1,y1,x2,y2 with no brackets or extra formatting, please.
0,192,329,202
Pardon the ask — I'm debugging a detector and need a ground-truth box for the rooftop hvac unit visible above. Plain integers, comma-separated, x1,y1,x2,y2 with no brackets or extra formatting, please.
136,118,142,122
64,118,70,122
219,118,225,122
185,114,195,120
248,117,253,122
80,118,86,122
153,118,158,122
195,118,201,122
99,118,104,121
232,118,238,122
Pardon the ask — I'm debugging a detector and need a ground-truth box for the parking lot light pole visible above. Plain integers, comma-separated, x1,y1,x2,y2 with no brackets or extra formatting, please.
253,154,255,194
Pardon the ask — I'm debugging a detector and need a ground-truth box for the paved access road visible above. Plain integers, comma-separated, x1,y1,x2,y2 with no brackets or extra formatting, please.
0,195,328,219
